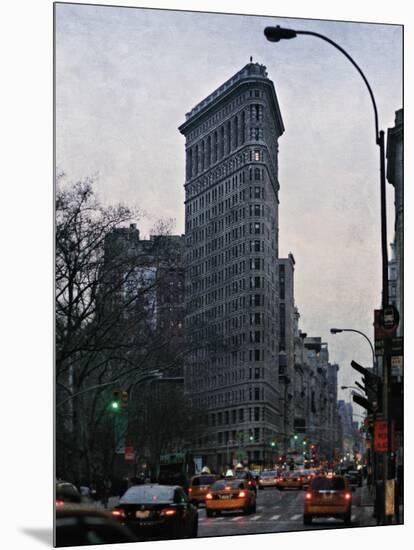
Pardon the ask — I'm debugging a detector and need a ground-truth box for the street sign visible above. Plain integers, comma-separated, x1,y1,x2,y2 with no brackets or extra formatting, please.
373,420,396,452
391,356,403,377
125,446,135,462
375,308,399,339
381,305,399,330
391,337,403,356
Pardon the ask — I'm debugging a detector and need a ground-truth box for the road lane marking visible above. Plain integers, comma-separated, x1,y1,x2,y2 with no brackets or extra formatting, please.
270,515,280,520
231,516,243,521
250,515,261,520
290,514,301,521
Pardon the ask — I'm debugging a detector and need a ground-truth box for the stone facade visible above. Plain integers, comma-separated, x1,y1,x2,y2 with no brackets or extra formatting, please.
179,62,284,469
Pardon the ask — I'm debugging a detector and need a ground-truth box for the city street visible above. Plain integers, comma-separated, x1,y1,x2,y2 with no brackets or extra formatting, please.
197,486,376,537
98,484,376,538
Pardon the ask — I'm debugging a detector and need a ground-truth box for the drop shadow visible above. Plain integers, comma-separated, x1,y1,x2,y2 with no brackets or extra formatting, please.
20,527,53,546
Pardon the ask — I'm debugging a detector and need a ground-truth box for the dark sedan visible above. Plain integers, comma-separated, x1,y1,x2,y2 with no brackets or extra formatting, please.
111,484,198,540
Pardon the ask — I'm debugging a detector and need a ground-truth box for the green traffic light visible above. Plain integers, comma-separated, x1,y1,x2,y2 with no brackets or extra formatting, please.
111,401,120,410
302,441,306,445
293,434,298,440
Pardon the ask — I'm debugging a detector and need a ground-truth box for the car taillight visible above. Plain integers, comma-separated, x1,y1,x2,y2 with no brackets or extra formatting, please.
55,499,64,507
344,492,352,500
188,488,192,494
248,481,252,485
161,508,177,516
238,491,246,498
305,492,312,500
111,509,126,518
206,493,213,500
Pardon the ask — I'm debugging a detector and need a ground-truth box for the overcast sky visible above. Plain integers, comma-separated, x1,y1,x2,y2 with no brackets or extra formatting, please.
55,3,402,414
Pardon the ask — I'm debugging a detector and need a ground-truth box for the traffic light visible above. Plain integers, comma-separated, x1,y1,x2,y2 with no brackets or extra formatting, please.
121,391,128,409
110,389,121,411
293,434,298,440
350,360,382,413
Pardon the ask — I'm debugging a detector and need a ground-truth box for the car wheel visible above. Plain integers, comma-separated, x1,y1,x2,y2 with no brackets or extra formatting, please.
344,511,351,525
303,514,312,525
259,485,264,490
206,509,214,518
279,486,284,491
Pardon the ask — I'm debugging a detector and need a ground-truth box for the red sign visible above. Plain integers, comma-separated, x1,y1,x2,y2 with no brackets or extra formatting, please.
125,446,135,462
373,421,396,452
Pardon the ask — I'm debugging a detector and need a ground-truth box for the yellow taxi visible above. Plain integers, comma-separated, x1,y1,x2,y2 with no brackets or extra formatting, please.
188,473,217,506
304,475,352,525
276,471,304,490
205,478,256,516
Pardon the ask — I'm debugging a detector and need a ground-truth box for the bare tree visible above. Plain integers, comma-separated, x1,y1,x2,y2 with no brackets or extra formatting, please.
55,176,221,485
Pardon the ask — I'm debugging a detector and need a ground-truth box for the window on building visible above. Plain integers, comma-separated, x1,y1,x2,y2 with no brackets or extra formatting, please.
254,407,260,421
234,116,238,148
254,387,260,400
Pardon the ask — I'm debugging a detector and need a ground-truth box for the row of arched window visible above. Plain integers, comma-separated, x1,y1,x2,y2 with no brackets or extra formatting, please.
186,104,265,180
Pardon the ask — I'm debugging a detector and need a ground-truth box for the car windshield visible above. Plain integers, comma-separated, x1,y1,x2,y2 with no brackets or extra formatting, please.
119,485,175,504
234,471,248,478
261,471,276,478
311,477,345,491
211,480,244,491
192,476,216,486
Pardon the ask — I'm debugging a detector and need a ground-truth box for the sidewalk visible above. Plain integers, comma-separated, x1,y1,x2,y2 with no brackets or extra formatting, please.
359,484,374,507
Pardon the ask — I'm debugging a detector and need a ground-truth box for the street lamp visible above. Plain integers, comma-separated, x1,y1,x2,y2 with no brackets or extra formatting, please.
264,25,388,307
264,24,395,523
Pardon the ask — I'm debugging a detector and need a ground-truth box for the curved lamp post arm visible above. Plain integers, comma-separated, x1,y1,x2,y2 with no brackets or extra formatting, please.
338,328,376,368
294,30,380,144
56,380,120,408
264,25,389,306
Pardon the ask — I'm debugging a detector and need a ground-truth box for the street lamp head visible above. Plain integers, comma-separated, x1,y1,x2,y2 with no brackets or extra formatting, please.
330,328,342,334
264,25,297,42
